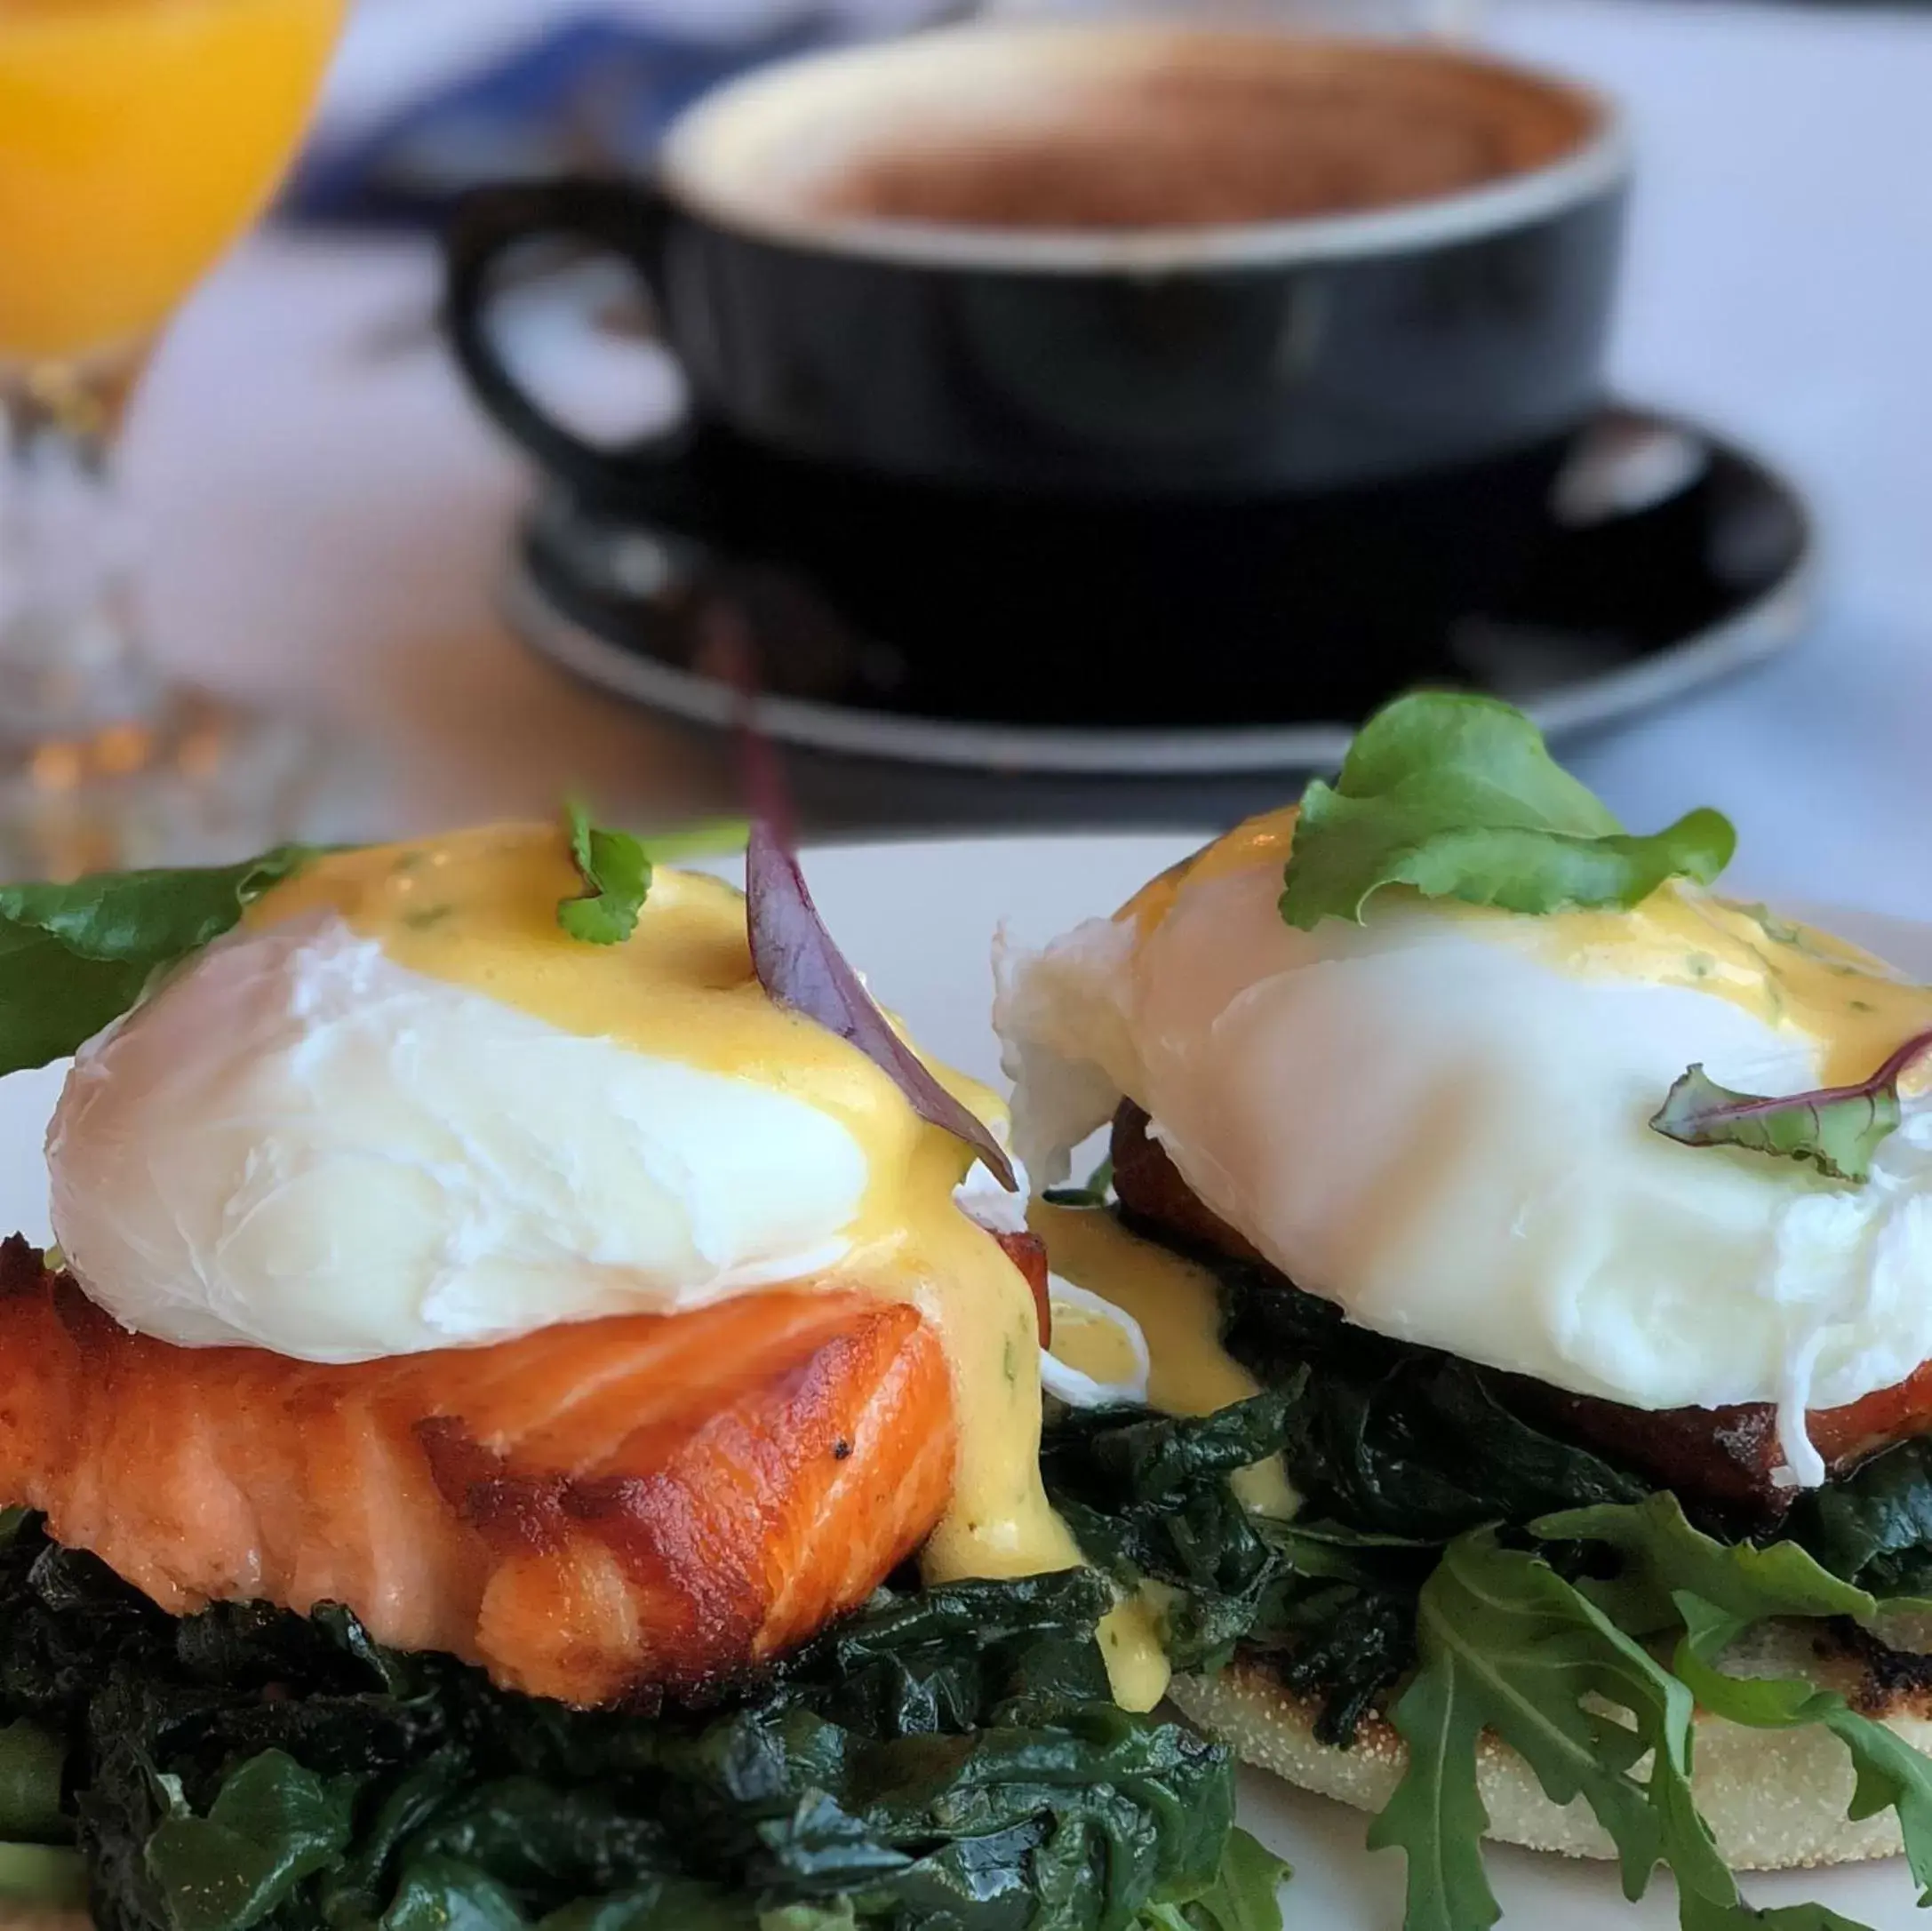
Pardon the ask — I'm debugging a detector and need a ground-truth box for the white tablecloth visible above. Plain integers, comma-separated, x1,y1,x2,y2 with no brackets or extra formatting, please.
122,0,1932,917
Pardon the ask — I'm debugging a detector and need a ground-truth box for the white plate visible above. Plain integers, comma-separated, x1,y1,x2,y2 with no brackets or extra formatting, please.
1,833,1928,1930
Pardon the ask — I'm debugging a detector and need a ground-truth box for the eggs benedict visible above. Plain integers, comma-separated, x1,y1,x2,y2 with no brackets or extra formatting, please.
0,811,1277,1931
998,694,1932,1928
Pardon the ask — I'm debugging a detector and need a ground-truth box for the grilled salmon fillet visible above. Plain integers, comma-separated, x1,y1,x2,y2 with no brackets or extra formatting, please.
0,1235,966,1706
1111,1103,1932,1515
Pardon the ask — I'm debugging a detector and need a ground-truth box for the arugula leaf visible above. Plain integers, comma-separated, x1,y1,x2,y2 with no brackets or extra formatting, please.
1677,1897,1876,1931
1278,692,1735,929
558,803,654,945
1672,1595,1932,1907
0,844,315,1074
1362,1622,1498,1931
1371,1530,1724,1915
1370,1521,1932,1931
1649,1030,1932,1184
1534,1493,1874,1637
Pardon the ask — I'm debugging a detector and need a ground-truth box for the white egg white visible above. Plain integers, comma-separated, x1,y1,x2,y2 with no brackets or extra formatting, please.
996,866,1932,1486
47,914,874,1360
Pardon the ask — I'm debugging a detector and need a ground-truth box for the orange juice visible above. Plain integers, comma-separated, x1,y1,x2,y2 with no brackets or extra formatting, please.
0,0,346,365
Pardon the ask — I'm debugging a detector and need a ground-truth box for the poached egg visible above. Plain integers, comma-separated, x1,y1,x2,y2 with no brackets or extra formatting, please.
996,809,1932,1486
45,826,1086,1603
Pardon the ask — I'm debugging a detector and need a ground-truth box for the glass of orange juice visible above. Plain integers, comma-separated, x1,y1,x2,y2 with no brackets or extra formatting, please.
0,0,347,874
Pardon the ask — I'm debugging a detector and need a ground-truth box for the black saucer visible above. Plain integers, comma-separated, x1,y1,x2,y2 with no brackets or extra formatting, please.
505,403,1813,826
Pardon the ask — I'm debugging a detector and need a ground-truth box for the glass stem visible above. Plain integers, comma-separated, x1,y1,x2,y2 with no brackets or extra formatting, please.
0,360,156,743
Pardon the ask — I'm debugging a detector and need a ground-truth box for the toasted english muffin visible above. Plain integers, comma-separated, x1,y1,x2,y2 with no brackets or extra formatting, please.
1170,1615,1932,1871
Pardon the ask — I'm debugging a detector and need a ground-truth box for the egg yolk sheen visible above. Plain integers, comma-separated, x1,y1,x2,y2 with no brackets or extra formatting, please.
255,827,1090,1600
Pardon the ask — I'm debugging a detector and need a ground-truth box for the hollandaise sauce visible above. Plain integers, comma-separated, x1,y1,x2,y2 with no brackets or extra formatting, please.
1031,1200,1301,1711
254,830,1120,1665
1035,1201,1294,1521
1129,804,1932,1088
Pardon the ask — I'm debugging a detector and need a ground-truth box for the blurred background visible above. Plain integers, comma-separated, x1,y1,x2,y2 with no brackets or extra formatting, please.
0,0,1926,913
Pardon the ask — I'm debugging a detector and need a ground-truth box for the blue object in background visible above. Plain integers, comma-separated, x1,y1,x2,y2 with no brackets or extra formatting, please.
284,17,837,230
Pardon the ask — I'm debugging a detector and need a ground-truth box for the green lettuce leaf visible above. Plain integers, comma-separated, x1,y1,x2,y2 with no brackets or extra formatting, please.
1277,693,1735,929
1649,1030,1932,1185
0,844,315,1075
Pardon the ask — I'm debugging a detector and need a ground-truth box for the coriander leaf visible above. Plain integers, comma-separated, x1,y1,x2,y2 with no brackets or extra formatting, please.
144,1749,357,1931
1277,692,1734,929
1534,1493,1874,1637
558,803,653,945
1649,1031,1932,1184
0,844,315,1075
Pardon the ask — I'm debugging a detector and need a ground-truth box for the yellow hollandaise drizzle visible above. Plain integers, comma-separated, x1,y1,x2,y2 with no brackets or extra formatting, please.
1035,1202,1295,1523
1034,1201,1298,1712
1124,805,1932,1088
254,829,1169,1686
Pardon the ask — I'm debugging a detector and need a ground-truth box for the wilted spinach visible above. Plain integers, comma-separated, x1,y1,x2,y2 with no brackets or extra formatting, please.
0,1521,1279,1931
1040,1391,1430,1746
1792,1439,1932,1599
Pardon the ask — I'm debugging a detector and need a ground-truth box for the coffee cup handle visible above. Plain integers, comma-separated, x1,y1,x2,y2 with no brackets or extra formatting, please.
443,177,688,496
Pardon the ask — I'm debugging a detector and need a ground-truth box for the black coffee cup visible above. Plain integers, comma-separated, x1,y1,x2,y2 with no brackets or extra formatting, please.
444,22,1628,726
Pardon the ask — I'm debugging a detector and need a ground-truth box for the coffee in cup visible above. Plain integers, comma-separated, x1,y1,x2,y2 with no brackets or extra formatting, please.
444,24,1628,724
